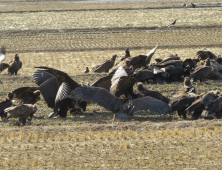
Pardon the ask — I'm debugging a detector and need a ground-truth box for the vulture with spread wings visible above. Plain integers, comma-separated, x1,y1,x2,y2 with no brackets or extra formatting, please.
33,70,76,118
72,86,172,121
34,66,87,112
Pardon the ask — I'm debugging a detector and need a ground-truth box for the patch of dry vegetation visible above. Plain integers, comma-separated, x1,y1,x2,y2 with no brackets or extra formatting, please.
0,126,221,169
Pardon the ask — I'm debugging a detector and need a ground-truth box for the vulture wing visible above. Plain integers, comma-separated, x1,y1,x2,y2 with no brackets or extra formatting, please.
123,96,171,115
91,75,113,91
12,87,39,99
0,63,9,72
145,44,158,65
34,66,80,90
33,70,59,108
0,46,6,63
72,86,121,113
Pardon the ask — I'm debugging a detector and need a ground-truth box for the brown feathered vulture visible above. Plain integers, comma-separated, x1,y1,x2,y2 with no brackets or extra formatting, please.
33,70,76,118
110,66,139,99
11,87,41,104
190,59,212,82
8,54,22,75
133,67,154,83
109,45,158,74
170,92,198,119
120,48,131,61
92,54,118,73
5,104,37,125
185,91,220,120
196,49,217,60
183,77,196,94
72,86,172,121
0,92,14,119
137,82,170,104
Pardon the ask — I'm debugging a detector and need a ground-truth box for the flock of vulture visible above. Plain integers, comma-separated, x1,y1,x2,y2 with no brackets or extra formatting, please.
0,45,222,125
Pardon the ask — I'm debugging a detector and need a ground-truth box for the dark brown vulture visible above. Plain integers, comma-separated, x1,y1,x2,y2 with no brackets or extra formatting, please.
170,92,197,119
110,66,138,99
72,86,172,121
34,66,87,113
11,87,41,104
33,70,76,118
110,45,158,74
190,59,212,82
197,49,217,60
185,91,220,120
120,48,131,61
8,54,22,75
183,77,196,94
5,104,37,125
153,66,167,84
137,82,170,104
92,54,118,73
0,92,14,119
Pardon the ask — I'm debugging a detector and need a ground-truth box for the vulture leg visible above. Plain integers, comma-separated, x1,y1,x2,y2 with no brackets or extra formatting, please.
19,117,26,125
177,110,186,119
0,111,7,119
191,111,202,120
15,71,18,75
58,107,69,118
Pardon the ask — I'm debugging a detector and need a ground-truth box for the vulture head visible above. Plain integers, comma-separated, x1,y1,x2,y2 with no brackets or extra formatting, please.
15,54,19,62
111,54,118,62
184,77,192,86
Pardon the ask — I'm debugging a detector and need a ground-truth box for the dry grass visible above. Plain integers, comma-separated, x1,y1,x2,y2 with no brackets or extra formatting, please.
0,8,221,31
1,0,222,169
0,127,222,169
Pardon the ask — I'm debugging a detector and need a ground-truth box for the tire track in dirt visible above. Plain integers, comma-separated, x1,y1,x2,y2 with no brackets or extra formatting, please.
1,26,221,53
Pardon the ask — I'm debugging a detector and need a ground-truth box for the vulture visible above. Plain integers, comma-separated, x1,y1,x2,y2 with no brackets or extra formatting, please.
0,46,8,73
191,3,196,8
34,66,87,113
5,104,37,125
72,86,172,121
110,45,158,74
181,3,187,7
185,91,220,120
83,67,89,73
92,54,118,73
11,87,41,104
190,59,212,82
8,54,22,75
120,48,131,61
137,82,170,103
196,49,217,60
183,77,196,94
153,66,167,84
170,92,198,119
33,70,75,118
110,66,138,99
0,92,14,119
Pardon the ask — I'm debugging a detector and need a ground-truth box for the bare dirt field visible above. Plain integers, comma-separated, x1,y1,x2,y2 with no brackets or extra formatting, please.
1,0,222,169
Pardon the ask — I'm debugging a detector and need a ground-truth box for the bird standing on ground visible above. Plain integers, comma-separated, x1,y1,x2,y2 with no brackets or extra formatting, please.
181,3,187,7
83,67,89,73
170,20,177,25
8,54,22,75
191,3,196,8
